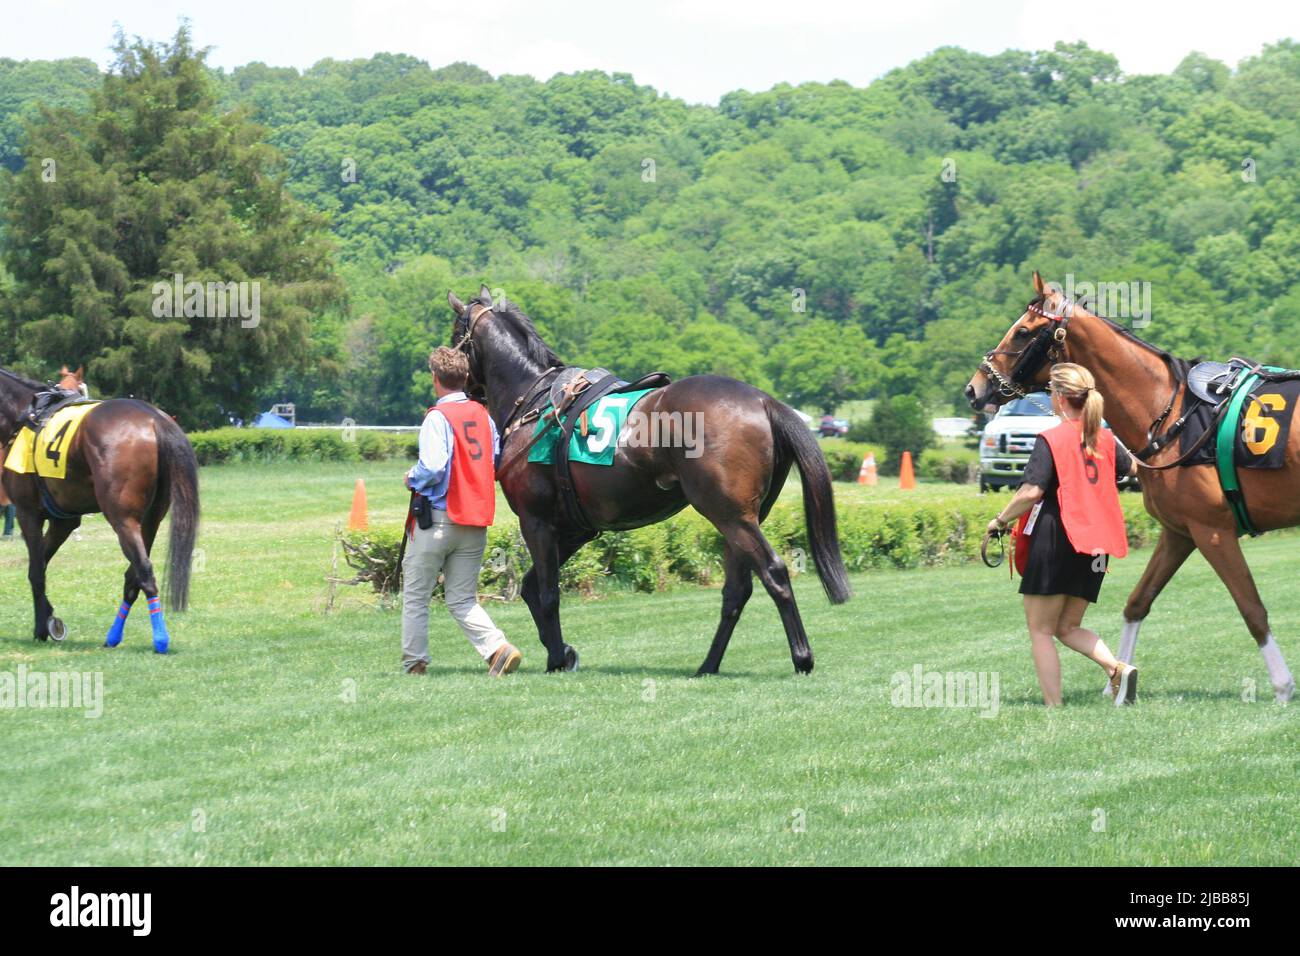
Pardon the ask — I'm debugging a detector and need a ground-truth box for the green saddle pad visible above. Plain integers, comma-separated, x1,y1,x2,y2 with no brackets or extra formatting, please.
528,389,656,466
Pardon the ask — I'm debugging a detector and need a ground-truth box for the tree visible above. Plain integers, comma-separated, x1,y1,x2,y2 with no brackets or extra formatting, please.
0,26,340,428
858,395,935,472
765,320,879,413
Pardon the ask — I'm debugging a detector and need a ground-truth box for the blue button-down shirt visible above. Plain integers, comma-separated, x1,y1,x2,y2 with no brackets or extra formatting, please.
406,392,501,510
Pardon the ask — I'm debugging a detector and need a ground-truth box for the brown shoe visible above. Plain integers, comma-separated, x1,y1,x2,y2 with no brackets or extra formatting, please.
487,644,521,677
407,661,428,675
1109,663,1137,705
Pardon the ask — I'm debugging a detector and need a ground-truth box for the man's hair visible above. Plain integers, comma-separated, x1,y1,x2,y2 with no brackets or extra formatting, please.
429,346,469,389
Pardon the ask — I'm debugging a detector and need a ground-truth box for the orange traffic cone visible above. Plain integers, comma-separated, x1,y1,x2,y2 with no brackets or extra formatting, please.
348,478,368,530
857,453,878,486
898,451,916,490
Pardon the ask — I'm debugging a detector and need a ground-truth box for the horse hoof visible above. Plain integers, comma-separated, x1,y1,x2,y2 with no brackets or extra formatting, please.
563,646,580,672
48,617,67,642
1276,679,1296,704
793,655,814,675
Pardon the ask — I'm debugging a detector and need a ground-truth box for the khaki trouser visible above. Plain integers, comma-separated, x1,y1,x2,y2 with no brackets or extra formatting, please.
401,510,506,671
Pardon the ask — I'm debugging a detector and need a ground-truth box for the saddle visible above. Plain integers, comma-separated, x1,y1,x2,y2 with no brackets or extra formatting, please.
25,388,87,429
1175,358,1300,536
548,368,671,531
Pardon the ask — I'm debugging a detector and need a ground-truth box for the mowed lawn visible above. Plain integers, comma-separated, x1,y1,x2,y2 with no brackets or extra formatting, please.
0,461,1295,866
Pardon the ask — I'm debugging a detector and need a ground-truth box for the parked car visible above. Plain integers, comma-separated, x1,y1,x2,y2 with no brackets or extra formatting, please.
819,415,850,437
978,392,1140,493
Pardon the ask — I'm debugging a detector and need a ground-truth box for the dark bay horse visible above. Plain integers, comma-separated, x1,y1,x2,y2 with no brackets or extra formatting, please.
0,367,199,653
448,286,851,674
966,272,1296,702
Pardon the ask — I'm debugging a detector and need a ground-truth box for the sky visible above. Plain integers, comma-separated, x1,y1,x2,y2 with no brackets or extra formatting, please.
3,0,1296,104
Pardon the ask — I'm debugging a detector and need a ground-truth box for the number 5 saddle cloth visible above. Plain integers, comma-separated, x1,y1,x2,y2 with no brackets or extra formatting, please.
4,397,101,480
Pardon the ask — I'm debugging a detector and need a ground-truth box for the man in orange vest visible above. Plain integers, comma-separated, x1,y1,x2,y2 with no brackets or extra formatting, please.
401,347,521,676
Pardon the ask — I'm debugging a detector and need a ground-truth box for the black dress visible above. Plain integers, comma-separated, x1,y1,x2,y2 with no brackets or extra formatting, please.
1017,435,1132,602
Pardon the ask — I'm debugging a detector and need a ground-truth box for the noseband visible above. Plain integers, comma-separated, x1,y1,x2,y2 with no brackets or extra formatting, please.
980,298,1075,398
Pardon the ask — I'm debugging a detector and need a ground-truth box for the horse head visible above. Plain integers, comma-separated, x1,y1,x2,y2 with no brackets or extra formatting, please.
58,365,87,396
965,271,1074,411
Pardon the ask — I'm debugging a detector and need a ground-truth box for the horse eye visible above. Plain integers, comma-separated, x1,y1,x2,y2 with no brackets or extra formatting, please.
1014,327,1031,338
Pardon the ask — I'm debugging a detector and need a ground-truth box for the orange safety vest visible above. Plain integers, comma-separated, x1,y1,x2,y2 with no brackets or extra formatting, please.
1041,419,1127,559
436,400,496,527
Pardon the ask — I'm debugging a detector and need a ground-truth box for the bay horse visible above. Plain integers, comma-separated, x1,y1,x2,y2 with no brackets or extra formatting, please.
966,272,1296,702
0,366,199,653
448,286,851,674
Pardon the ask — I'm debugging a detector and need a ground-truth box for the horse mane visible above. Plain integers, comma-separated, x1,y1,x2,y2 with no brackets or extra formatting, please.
1037,294,1188,378
0,366,46,391
482,295,564,369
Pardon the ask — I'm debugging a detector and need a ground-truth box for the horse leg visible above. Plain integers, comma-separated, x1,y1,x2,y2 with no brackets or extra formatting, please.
518,520,583,672
1104,529,1196,696
17,508,52,641
36,516,82,641
104,501,164,648
696,543,753,676
726,519,813,674
107,514,169,653
1189,523,1294,702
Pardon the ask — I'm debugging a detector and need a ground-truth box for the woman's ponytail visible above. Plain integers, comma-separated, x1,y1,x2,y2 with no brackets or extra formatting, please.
1081,388,1104,455
1049,363,1105,455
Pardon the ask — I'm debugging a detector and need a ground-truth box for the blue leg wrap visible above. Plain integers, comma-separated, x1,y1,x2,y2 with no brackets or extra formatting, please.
105,601,131,648
147,596,169,654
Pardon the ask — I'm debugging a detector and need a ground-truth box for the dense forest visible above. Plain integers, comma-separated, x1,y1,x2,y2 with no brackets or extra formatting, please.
2,30,1299,427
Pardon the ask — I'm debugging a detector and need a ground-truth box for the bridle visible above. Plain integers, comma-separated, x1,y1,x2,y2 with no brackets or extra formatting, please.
979,296,1074,399
452,301,494,390
449,299,565,461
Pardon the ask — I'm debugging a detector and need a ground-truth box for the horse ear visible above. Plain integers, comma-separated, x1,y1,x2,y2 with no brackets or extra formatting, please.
479,283,493,306
74,365,84,382
60,365,70,375
1032,271,1046,295
447,291,465,316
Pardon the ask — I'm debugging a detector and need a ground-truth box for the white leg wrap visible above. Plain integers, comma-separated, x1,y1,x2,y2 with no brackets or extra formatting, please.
1118,619,1140,665
1260,635,1295,701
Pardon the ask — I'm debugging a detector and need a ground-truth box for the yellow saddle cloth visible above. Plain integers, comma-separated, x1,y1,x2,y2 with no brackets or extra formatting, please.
4,402,100,480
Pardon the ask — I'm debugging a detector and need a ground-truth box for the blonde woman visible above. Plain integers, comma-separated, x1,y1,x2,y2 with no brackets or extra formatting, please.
986,363,1139,707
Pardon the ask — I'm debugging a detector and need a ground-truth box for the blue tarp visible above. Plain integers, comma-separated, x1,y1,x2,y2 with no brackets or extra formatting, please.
252,412,294,429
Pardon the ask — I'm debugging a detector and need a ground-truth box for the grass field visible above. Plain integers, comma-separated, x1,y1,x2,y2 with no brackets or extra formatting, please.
0,461,1295,865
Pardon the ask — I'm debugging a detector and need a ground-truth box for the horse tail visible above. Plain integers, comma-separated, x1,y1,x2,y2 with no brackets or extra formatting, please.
767,399,851,604
156,415,200,613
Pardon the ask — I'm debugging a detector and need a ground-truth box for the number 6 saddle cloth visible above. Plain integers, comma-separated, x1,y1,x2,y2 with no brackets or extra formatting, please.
4,399,101,480
1179,361,1300,470
1176,359,1300,535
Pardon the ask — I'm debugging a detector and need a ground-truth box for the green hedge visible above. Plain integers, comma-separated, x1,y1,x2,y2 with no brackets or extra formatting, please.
816,439,887,482
190,427,418,465
917,447,980,484
338,493,1164,601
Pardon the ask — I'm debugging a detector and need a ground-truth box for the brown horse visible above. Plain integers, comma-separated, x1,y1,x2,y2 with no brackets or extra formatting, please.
448,286,851,674
966,273,1296,702
0,366,199,652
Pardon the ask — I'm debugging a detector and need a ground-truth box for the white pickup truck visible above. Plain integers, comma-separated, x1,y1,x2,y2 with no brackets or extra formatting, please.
978,392,1057,493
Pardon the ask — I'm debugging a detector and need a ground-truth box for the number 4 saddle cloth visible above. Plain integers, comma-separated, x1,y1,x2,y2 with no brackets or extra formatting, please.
4,399,101,480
